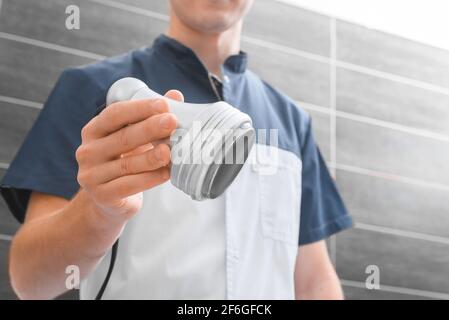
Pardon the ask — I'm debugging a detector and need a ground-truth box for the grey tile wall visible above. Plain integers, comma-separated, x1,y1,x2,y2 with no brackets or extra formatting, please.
337,118,449,185
245,42,331,107
0,196,19,236
337,170,449,238
244,0,330,56
0,0,167,56
337,20,449,88
0,38,94,103
0,102,40,164
0,240,16,299
0,169,19,236
336,229,449,294
337,68,449,136
0,0,448,300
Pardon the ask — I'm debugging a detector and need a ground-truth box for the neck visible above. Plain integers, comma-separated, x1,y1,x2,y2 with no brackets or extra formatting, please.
166,15,242,77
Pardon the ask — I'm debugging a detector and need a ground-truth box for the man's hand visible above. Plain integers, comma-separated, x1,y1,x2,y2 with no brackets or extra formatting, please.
9,90,184,299
76,91,182,220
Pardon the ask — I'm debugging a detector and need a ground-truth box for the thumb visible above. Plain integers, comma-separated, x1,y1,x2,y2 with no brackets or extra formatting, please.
164,89,184,102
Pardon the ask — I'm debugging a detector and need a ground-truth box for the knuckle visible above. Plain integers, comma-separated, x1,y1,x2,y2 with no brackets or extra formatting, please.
75,145,91,164
80,124,90,140
118,157,132,176
77,171,87,187
98,103,119,128
77,170,94,188
145,148,156,166
157,144,171,165
155,99,169,113
117,127,130,147
106,103,122,120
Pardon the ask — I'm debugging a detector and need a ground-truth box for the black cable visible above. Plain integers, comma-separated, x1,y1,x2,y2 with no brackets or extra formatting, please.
95,238,119,300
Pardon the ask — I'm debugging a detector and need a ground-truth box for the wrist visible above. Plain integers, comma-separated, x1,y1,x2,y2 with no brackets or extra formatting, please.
68,190,128,256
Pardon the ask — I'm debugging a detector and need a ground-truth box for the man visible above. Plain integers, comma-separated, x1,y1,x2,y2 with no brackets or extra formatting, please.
1,0,352,299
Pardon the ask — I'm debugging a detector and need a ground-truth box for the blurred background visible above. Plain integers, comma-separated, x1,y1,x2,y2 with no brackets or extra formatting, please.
0,0,449,300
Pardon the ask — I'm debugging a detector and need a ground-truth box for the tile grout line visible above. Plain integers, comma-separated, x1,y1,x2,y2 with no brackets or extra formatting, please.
242,37,449,96
354,222,449,246
273,0,449,96
299,101,449,143
329,17,337,266
336,60,449,96
333,162,449,192
341,279,449,300
0,234,13,241
0,95,43,109
241,35,330,64
89,0,169,22
0,162,10,169
0,32,105,61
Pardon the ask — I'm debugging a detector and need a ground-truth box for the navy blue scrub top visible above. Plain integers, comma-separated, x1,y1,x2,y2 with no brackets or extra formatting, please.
0,35,352,245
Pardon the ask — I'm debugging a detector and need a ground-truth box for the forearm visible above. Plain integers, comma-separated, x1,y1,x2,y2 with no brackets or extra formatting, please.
9,190,127,299
295,241,345,300
295,266,344,300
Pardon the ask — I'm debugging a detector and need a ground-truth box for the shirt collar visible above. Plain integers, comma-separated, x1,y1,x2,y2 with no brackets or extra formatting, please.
152,34,248,75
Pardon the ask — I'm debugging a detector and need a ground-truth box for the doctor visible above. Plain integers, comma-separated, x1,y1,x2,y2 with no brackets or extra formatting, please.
1,0,352,299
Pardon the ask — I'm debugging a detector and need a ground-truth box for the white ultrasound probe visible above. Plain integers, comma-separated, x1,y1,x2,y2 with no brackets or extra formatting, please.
106,78,255,200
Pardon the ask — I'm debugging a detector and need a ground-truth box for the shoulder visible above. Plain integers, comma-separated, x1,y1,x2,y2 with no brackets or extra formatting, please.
59,47,153,99
39,47,157,132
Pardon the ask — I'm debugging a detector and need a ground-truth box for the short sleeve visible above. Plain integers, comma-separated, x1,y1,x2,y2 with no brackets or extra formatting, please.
298,119,353,245
0,68,104,223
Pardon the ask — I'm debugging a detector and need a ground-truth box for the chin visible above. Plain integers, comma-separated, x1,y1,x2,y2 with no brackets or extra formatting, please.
170,0,252,33
193,13,236,34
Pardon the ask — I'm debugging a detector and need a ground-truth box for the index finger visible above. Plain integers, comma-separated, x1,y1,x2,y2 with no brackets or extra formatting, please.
83,99,169,140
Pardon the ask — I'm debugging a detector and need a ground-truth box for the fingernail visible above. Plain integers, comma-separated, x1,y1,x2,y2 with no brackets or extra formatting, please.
159,114,173,129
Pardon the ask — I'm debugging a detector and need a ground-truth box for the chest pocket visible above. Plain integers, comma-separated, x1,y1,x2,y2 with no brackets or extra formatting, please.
254,146,302,246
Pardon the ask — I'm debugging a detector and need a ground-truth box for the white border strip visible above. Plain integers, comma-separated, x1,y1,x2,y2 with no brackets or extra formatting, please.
341,279,449,300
